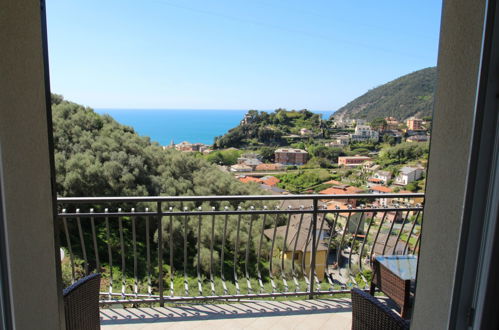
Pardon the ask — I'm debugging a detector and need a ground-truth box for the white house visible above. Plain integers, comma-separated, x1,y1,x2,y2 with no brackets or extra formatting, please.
372,170,392,184
349,125,379,142
395,166,424,185
325,135,350,147
368,185,393,206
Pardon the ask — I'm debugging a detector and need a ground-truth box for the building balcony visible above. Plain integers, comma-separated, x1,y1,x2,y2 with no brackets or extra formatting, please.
57,193,423,328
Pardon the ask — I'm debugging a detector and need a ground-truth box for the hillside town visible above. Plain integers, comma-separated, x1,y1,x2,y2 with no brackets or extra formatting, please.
166,115,430,212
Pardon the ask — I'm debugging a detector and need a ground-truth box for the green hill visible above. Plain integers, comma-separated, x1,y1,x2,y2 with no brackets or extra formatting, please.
333,67,436,121
214,109,325,148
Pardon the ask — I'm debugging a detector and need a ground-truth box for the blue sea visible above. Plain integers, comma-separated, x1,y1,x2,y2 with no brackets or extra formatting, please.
95,109,335,145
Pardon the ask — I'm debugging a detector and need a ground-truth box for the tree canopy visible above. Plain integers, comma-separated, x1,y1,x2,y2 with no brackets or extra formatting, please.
52,94,264,198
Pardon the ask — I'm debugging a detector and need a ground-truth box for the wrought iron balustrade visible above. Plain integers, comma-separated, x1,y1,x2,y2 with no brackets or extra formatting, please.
57,193,424,305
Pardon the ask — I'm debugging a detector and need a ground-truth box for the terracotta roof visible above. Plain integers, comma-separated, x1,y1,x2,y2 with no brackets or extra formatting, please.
398,190,412,194
319,185,364,195
238,176,264,184
368,178,384,183
255,163,284,171
260,176,280,186
370,185,392,193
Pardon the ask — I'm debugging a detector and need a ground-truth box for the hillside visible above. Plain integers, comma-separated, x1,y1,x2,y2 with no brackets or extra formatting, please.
214,109,325,148
333,67,436,121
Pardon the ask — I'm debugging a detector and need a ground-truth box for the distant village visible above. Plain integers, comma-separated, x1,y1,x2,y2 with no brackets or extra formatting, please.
163,116,429,211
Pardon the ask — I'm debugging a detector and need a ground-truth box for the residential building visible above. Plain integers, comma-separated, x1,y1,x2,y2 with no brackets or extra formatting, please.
406,129,428,137
338,156,372,167
274,148,309,165
260,175,280,186
175,141,193,151
237,176,264,184
392,190,425,205
319,184,365,206
362,161,375,170
237,153,261,164
385,117,400,130
236,174,280,187
239,158,262,170
369,185,393,206
371,170,392,184
325,202,370,235
349,125,379,142
175,141,209,152
406,118,423,130
325,135,350,148
263,216,329,281
395,166,424,185
362,161,381,173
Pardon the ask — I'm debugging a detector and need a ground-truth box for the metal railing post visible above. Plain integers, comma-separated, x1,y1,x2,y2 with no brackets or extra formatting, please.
309,198,318,299
157,202,164,307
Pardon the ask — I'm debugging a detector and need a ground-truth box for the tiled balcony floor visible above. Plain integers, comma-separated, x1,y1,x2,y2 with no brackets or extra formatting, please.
100,298,352,329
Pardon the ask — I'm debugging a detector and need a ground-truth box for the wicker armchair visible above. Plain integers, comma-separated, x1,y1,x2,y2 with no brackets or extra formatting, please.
351,288,410,330
63,273,101,330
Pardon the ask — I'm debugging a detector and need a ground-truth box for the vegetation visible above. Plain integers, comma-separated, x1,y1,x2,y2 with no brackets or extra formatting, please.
204,149,242,166
52,95,261,198
276,169,332,193
333,67,436,121
214,109,325,148
52,95,282,283
377,142,429,166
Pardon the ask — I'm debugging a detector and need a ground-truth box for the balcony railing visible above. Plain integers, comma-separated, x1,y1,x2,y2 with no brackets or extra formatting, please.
57,193,423,305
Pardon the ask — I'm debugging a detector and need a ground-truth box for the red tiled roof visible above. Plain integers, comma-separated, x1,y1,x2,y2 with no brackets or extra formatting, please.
370,185,392,193
238,176,264,184
261,176,280,186
368,178,384,183
319,186,364,195
255,163,283,171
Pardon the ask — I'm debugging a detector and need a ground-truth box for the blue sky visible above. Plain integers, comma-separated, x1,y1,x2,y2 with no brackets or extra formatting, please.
46,0,442,110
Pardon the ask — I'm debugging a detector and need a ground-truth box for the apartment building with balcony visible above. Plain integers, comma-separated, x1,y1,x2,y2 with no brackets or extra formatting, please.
274,148,309,165
349,125,379,142
406,118,423,131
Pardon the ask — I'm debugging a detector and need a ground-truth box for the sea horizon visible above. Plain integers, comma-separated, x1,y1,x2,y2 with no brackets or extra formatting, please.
95,108,336,146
